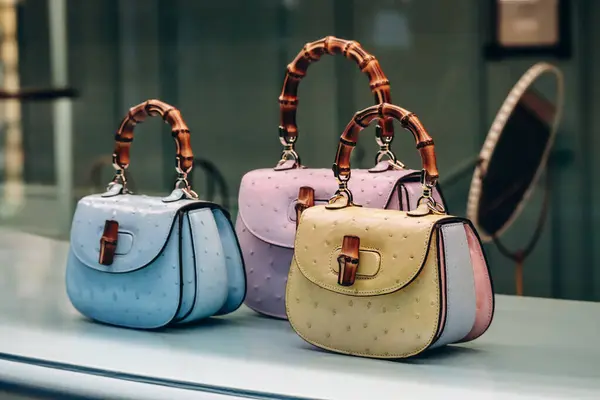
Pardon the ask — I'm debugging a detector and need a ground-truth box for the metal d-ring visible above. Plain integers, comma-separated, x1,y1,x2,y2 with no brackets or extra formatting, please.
277,144,301,167
374,125,404,169
419,196,446,214
107,168,131,194
174,172,198,199
415,169,445,215
278,126,301,167
328,166,359,208
105,153,132,193
172,155,199,199
329,184,355,207
375,149,405,169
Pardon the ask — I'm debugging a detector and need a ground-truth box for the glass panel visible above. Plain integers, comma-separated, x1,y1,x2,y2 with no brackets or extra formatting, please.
0,0,597,300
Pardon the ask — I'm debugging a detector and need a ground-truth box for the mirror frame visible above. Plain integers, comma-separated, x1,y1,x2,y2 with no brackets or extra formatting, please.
467,62,564,242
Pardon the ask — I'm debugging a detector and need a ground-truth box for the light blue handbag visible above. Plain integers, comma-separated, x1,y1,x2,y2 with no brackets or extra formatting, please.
66,100,246,329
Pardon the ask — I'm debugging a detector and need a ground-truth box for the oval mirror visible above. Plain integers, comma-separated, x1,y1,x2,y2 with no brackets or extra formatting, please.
466,62,564,294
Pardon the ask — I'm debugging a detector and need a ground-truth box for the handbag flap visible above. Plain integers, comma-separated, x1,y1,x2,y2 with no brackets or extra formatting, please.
70,194,201,273
293,205,448,296
237,167,420,248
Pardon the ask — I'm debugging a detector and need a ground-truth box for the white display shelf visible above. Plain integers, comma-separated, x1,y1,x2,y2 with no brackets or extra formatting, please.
0,229,598,399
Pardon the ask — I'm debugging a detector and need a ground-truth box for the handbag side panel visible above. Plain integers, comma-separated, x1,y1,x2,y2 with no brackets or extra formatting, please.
458,223,495,342
236,213,293,319
212,208,247,316
177,208,229,324
428,223,477,349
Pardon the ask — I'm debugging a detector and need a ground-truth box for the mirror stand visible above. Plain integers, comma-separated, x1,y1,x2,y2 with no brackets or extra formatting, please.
491,171,552,296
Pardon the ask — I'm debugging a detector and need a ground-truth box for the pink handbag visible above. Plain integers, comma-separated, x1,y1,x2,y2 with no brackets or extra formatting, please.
236,36,446,319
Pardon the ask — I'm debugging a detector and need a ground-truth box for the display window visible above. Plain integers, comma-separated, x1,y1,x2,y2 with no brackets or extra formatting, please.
0,1,597,399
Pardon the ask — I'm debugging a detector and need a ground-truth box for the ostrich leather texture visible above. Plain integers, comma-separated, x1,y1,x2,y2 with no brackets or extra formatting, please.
236,164,445,319
66,193,246,329
285,205,494,358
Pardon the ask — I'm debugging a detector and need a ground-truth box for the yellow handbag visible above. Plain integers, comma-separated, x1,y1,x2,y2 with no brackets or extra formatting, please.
285,103,494,359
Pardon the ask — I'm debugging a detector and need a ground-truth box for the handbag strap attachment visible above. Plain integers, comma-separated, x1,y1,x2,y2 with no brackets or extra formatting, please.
277,36,401,169
109,99,197,198
329,103,445,215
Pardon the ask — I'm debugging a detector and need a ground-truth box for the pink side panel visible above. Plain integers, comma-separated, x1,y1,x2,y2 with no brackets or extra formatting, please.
460,225,494,342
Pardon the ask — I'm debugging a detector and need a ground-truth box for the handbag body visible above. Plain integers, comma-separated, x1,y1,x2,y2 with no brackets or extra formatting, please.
236,36,445,319
285,103,494,358
66,100,246,329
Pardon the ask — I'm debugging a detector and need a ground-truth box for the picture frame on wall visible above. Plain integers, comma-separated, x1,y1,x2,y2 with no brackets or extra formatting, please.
484,0,572,60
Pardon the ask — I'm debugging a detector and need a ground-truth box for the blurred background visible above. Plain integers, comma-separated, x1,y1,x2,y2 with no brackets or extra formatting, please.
0,0,597,302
